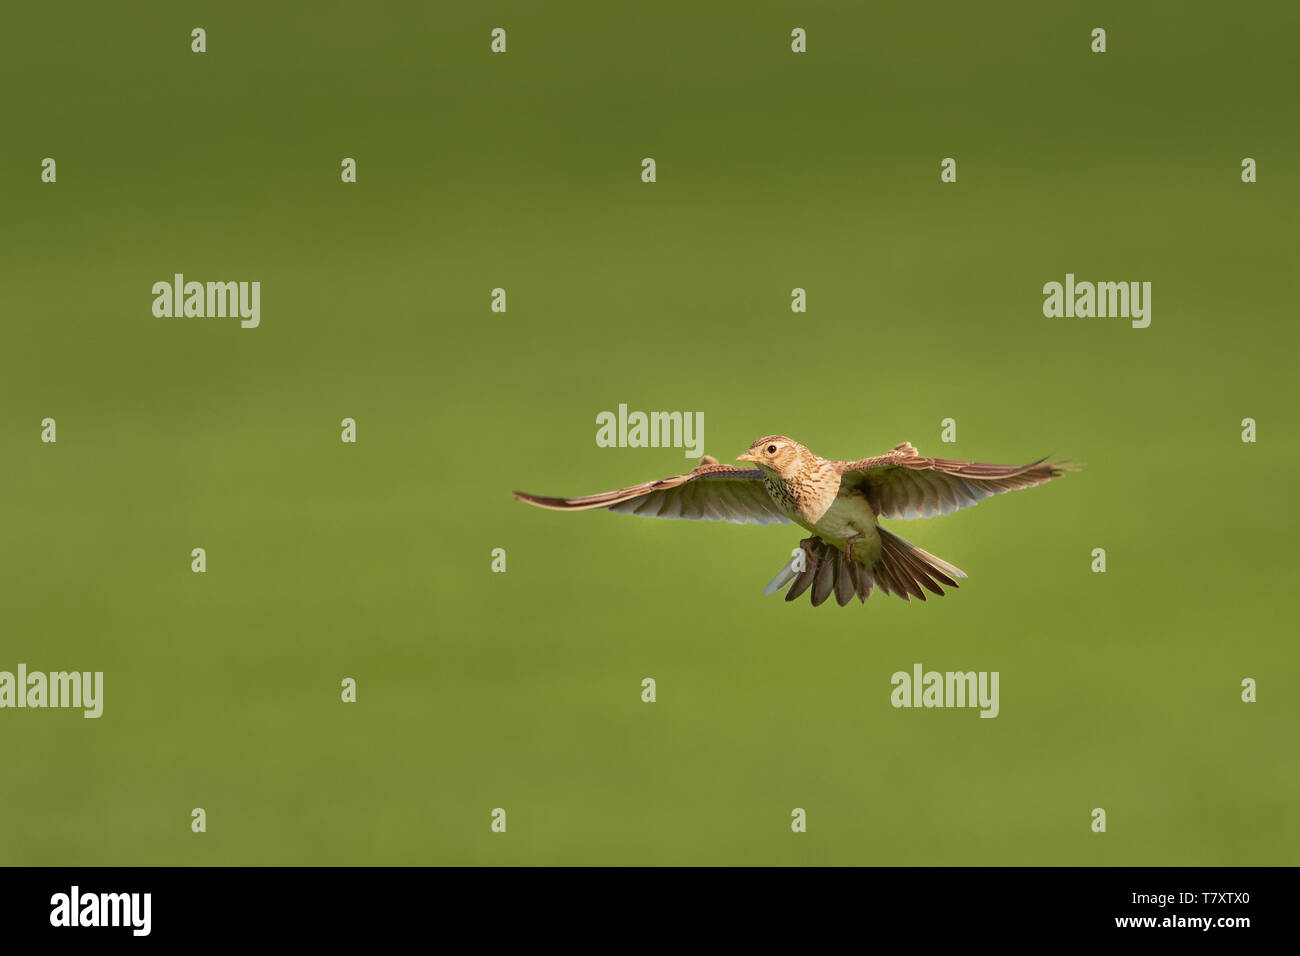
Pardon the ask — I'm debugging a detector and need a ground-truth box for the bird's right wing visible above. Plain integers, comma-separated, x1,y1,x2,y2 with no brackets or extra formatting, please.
836,442,1074,519
513,458,791,525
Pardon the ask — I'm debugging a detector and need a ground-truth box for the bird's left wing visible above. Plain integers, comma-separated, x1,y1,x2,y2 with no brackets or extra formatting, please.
513,457,790,525
836,442,1075,519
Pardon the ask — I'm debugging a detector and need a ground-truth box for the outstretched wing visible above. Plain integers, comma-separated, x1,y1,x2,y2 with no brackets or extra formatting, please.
513,457,791,525
837,442,1074,519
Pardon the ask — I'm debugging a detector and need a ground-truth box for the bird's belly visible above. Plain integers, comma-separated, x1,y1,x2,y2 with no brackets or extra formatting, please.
810,494,879,551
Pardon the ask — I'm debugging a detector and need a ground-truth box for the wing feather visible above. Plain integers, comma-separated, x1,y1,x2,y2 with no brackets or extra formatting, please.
514,460,790,526
837,446,1075,520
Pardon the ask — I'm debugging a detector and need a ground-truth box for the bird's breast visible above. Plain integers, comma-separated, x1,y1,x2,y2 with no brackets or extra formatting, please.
762,466,843,527
760,473,803,520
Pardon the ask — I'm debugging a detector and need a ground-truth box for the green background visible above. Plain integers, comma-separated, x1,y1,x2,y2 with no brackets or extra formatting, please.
2,1,1296,865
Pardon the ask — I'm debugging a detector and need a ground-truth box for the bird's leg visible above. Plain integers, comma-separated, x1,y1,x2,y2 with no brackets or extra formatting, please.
844,533,863,564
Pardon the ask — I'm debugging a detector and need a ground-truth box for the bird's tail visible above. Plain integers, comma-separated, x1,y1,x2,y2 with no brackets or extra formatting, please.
765,530,968,607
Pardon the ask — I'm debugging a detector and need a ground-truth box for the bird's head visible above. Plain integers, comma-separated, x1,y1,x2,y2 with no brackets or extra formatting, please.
737,435,807,479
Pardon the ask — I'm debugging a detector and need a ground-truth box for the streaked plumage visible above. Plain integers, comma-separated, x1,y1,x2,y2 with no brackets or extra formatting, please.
514,436,1076,606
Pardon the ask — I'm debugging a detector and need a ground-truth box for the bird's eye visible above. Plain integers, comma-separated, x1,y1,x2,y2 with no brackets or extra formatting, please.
767,445,777,454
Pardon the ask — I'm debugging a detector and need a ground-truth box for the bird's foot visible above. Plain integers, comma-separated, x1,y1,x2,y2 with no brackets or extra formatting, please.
845,533,862,563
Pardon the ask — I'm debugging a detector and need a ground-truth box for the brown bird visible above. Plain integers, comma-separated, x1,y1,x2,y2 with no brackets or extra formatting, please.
514,436,1075,606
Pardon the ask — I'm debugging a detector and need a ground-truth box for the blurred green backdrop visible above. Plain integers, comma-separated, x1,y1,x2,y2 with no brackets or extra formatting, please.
2,1,1296,865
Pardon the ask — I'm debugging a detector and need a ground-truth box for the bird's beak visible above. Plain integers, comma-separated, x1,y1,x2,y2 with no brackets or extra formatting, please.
736,452,757,464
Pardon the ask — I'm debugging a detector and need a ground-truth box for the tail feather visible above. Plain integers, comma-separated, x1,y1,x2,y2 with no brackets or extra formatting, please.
781,543,823,602
874,527,966,602
811,553,836,606
766,530,967,607
762,559,800,596
854,563,874,602
893,544,945,596
834,554,856,606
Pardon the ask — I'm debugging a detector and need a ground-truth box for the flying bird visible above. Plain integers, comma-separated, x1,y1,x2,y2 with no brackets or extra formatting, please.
514,436,1075,606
